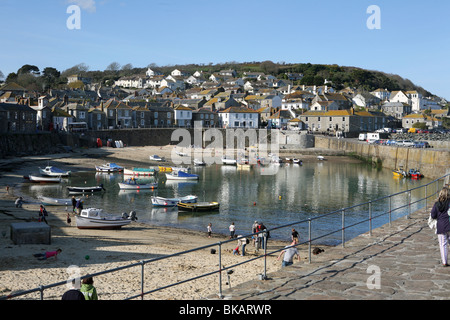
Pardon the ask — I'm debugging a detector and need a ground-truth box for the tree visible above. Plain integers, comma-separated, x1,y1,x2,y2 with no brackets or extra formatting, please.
0,70,4,80
17,64,40,76
106,62,121,72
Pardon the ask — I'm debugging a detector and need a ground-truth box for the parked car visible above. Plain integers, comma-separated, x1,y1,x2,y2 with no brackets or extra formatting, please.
399,140,415,147
413,141,431,148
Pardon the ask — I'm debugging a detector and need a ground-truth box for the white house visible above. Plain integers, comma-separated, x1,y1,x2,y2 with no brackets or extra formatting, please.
352,92,381,108
371,88,391,101
171,69,189,77
145,68,163,77
309,101,341,111
219,106,259,129
174,106,192,127
390,90,425,112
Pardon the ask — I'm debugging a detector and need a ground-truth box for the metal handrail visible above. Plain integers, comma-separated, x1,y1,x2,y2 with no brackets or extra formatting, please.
2,173,448,300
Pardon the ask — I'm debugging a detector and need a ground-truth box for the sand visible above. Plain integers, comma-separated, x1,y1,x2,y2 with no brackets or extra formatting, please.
0,145,323,300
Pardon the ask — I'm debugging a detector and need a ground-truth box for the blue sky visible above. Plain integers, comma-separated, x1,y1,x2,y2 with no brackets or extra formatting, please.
1,0,450,99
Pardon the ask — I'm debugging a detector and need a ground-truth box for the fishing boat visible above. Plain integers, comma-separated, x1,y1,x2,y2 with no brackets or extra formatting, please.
177,201,220,212
151,195,198,207
118,178,158,190
39,166,71,177
76,208,137,230
392,168,407,178
237,159,251,170
221,157,237,166
166,170,199,181
39,196,83,206
124,167,156,176
28,175,62,184
176,151,189,157
194,159,206,166
67,184,105,194
408,169,423,179
95,163,124,173
150,155,164,161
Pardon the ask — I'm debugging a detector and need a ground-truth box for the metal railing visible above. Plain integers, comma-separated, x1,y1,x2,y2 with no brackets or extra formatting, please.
2,173,448,300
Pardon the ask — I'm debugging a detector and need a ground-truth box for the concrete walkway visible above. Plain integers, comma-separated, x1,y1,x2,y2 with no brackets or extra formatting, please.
218,205,450,300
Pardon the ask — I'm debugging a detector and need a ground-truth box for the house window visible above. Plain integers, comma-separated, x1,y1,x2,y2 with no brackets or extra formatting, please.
200,114,204,119
234,121,240,127
109,110,114,117
141,112,145,118
97,114,101,121
124,110,129,117
79,111,86,119
141,119,145,126
154,112,158,118
167,112,171,118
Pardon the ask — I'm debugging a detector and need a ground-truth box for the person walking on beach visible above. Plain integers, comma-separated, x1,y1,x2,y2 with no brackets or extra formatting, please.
71,196,77,213
33,248,62,260
80,276,98,300
431,187,450,266
291,228,299,243
277,240,301,267
229,222,236,239
39,205,48,224
207,223,212,238
15,197,23,208
75,198,83,215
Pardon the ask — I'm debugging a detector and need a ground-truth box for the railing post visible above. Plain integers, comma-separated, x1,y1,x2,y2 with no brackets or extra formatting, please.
408,190,411,219
308,218,312,264
140,261,145,300
425,185,428,208
39,285,44,301
263,233,268,280
389,195,392,226
369,200,372,236
218,242,223,299
341,209,345,248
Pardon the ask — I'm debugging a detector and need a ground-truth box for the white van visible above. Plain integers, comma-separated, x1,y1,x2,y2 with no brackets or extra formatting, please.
358,133,367,141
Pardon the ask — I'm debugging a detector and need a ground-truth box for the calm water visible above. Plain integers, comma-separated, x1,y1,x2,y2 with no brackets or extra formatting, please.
21,160,432,245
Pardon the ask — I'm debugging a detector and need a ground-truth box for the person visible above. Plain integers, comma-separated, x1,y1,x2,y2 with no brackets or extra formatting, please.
207,223,212,238
233,245,240,255
229,222,236,239
431,187,450,266
15,197,23,208
291,228,299,243
75,198,83,215
252,221,259,234
66,213,72,225
277,241,301,267
33,248,62,260
39,205,48,224
62,278,85,300
237,236,248,256
80,276,98,300
71,196,77,213
258,223,268,250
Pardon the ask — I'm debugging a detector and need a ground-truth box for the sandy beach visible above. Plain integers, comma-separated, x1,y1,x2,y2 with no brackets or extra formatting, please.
0,145,332,300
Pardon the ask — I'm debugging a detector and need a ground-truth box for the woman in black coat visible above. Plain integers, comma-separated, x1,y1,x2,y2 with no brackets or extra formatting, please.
431,187,450,266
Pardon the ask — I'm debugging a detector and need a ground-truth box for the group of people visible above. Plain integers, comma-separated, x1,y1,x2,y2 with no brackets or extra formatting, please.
62,277,98,300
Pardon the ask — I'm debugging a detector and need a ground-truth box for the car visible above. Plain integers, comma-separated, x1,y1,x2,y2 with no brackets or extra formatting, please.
413,141,431,148
399,140,415,147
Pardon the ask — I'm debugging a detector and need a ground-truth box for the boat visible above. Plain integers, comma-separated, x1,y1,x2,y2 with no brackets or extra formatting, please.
67,184,105,194
166,170,199,181
39,166,71,177
151,195,198,207
194,159,206,166
158,166,173,172
39,196,83,206
124,167,156,176
28,175,62,184
176,151,189,157
172,166,191,173
317,156,326,161
222,157,237,166
150,155,164,161
237,159,251,170
270,155,283,163
95,163,124,173
118,178,158,190
408,169,423,179
76,208,137,230
177,201,220,212
392,168,407,178
293,159,302,165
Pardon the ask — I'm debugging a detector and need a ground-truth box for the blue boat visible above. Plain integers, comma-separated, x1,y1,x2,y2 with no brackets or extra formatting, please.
165,170,199,181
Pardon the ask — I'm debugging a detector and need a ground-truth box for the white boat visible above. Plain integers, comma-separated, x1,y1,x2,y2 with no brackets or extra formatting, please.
118,178,158,190
293,159,302,165
67,184,105,194
39,196,83,206
166,171,199,180
317,156,326,161
271,155,283,163
172,166,191,173
124,167,156,176
151,195,198,207
76,208,137,230
150,155,164,161
194,159,206,166
95,163,124,172
39,166,71,177
221,157,237,166
176,151,189,157
28,175,62,183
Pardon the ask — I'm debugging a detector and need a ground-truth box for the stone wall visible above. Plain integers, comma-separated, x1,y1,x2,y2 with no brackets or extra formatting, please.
315,136,450,180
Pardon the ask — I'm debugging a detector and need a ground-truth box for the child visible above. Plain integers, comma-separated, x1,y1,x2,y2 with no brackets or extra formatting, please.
33,249,62,260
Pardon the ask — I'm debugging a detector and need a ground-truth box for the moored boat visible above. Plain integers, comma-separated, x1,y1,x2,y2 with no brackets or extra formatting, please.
124,167,156,176
76,208,137,230
158,166,173,172
67,184,105,194
408,169,423,179
28,175,62,184
95,163,124,173
177,201,220,212
222,157,237,166
150,155,164,161
39,166,71,177
194,159,206,166
118,178,157,190
151,195,198,207
165,170,199,180
392,168,407,178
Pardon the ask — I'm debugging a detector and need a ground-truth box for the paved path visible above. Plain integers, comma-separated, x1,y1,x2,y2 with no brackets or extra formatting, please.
217,205,450,300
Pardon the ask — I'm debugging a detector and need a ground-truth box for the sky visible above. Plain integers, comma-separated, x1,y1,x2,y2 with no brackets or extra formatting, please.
1,0,450,100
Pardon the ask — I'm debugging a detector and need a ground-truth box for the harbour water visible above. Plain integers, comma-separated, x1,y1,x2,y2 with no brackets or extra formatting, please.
21,160,432,245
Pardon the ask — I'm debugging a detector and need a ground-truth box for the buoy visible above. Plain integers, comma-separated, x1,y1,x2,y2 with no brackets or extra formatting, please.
279,195,282,200
85,255,90,260
253,202,256,206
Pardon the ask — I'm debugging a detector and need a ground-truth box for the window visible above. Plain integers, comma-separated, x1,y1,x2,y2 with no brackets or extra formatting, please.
167,112,171,118
141,119,145,126
154,112,158,118
79,111,86,119
141,112,145,118
97,114,101,121
109,110,114,117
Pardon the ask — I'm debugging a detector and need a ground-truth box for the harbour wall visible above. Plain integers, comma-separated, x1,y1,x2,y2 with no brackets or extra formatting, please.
314,136,450,180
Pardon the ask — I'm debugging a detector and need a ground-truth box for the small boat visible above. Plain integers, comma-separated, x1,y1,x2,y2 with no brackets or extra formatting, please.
28,175,62,184
177,201,220,212
317,156,326,161
194,159,206,166
150,155,164,161
172,166,191,173
237,159,251,170
118,178,157,190
166,171,199,181
95,163,124,173
222,157,237,166
39,166,71,177
271,155,283,163
151,195,198,207
76,208,137,230
39,196,83,206
293,159,302,165
124,167,156,176
67,184,105,194
408,169,423,179
392,168,407,178
176,151,189,157
158,166,173,172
